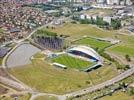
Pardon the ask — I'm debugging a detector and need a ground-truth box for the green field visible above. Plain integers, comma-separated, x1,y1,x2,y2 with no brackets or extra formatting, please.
70,76,134,100
9,59,118,94
45,23,116,39
0,93,31,100
0,58,3,65
100,91,134,100
33,52,45,58
0,28,4,33
45,23,134,45
44,23,134,59
35,95,58,100
52,54,95,70
107,44,134,57
73,37,111,50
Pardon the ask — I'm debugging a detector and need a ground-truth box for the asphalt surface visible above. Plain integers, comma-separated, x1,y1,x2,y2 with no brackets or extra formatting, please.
6,43,41,68
0,76,32,91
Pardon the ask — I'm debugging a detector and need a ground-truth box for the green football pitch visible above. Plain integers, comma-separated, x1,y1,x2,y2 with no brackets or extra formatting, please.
73,37,111,50
52,54,96,70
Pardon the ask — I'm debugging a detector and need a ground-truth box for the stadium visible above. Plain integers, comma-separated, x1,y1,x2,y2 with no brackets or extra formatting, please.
52,45,103,71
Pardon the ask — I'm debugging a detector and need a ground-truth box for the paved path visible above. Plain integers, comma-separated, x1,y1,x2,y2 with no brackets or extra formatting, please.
30,92,65,100
0,76,32,91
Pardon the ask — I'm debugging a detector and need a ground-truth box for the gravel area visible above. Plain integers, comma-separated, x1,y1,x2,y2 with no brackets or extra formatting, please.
6,43,41,68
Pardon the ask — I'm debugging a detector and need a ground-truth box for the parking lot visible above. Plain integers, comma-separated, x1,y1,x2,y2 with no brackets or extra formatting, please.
6,43,41,68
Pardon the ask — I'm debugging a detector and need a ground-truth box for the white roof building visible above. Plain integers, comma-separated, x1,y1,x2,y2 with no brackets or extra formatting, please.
67,45,103,62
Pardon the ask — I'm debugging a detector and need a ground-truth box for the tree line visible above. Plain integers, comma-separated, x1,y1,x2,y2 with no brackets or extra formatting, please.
72,15,121,30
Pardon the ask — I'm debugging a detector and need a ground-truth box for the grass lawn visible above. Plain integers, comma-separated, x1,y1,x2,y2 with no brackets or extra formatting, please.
0,93,31,100
9,60,118,94
44,23,134,46
35,95,58,100
52,54,95,70
69,76,134,100
45,23,116,40
73,37,111,50
100,91,134,100
107,44,134,57
33,52,45,58
0,28,4,33
0,58,3,65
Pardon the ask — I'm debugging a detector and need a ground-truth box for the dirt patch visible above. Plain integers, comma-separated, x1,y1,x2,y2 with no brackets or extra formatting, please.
0,85,8,95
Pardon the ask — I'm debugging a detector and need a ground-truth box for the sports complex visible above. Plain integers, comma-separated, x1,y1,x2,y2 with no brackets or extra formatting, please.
5,23,134,98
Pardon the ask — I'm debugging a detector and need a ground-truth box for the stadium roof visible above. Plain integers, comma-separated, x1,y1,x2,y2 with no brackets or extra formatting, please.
68,45,102,61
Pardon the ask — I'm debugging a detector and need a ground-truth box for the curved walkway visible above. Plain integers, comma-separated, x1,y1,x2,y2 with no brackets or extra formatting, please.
30,92,65,100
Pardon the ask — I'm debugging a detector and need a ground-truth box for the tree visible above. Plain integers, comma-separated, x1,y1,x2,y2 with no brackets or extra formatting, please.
129,88,134,96
80,19,90,24
111,19,121,29
91,16,95,24
125,54,131,62
96,16,104,26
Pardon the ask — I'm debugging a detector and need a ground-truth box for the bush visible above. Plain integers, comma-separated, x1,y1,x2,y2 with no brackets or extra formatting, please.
85,81,90,84
99,49,125,70
71,21,77,24
35,30,57,37
128,88,134,96
111,19,121,30
125,54,131,62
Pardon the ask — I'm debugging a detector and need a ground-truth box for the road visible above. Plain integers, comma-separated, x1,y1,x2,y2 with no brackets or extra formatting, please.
30,92,66,100
0,76,32,91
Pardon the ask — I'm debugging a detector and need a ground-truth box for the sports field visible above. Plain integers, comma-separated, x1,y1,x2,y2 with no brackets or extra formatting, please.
107,44,134,57
52,54,95,70
73,37,111,50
